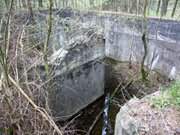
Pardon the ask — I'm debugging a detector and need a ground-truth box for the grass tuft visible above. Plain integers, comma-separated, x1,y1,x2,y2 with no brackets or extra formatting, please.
152,81,180,108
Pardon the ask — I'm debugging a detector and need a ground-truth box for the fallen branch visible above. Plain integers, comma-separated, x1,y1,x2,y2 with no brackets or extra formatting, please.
8,75,63,135
110,79,134,101
86,110,103,135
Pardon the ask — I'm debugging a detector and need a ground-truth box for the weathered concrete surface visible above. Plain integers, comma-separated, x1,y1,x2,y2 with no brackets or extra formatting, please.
49,17,105,73
57,10,180,79
104,16,180,79
45,23,105,119
48,61,104,120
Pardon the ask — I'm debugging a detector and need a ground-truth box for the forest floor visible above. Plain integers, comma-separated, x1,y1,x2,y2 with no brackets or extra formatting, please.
117,91,180,135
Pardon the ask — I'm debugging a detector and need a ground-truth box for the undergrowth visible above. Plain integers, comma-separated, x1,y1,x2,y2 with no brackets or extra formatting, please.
0,2,64,134
152,81,180,108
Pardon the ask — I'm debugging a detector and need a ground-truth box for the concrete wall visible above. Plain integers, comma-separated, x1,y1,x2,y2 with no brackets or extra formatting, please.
48,61,104,120
49,17,105,74
34,10,180,119
104,16,180,79
59,10,180,79
43,20,105,119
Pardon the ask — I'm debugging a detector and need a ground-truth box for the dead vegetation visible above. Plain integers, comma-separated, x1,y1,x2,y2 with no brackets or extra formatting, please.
0,9,64,135
122,93,180,135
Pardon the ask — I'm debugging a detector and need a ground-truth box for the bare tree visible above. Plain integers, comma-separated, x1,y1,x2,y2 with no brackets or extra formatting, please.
27,0,34,23
4,0,10,9
141,0,148,81
156,0,161,15
161,0,170,16
43,0,53,76
21,0,27,8
38,0,43,8
171,0,178,17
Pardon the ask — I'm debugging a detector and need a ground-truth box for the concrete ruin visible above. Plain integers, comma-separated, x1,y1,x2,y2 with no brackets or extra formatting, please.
35,9,180,119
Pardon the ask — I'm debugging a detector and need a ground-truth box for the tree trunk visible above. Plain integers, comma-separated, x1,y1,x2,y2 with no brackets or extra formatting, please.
171,0,178,17
141,0,148,81
64,0,68,7
161,0,170,16
156,0,161,15
43,0,53,76
148,0,152,15
136,0,139,14
33,0,36,8
4,0,10,9
54,0,58,8
90,0,94,8
130,0,137,13
27,0,34,23
18,0,21,8
21,0,27,8
38,0,43,8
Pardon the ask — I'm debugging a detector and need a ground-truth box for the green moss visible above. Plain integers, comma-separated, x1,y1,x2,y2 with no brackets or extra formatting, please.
152,81,180,108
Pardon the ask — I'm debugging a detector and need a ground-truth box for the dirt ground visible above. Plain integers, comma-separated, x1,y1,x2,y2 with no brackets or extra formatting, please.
125,93,180,135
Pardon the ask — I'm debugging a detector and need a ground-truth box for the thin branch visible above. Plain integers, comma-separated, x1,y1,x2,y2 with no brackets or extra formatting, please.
0,0,14,85
43,0,53,76
8,75,63,135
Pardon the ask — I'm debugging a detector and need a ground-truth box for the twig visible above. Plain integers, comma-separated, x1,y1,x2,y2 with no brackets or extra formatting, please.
86,110,103,135
110,79,134,101
8,75,63,135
